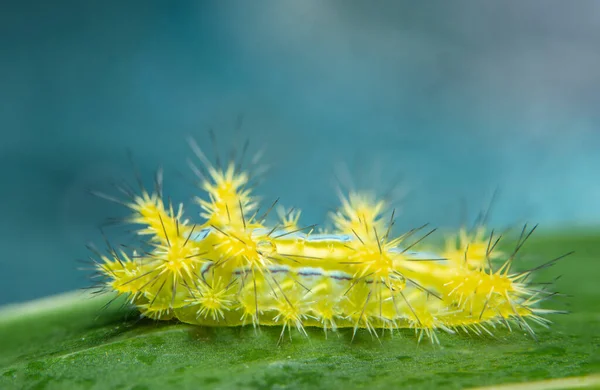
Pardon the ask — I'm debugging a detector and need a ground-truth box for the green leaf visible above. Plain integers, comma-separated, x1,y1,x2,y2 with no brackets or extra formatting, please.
1,233,599,390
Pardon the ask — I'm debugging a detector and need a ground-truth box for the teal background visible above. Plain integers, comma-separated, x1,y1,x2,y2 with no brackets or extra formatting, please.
1,1,599,304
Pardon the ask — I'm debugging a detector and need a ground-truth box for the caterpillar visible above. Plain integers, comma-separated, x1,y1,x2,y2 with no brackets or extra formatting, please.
90,137,567,344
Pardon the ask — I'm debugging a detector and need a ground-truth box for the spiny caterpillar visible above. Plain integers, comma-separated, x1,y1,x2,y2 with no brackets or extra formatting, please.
89,137,568,344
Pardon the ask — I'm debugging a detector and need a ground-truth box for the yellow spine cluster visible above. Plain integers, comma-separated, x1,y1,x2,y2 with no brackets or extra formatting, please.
94,145,564,343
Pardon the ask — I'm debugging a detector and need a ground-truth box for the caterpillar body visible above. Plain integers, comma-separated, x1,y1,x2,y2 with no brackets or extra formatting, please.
94,141,564,343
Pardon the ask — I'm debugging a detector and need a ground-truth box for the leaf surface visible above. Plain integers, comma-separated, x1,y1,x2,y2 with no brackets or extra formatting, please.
1,234,599,389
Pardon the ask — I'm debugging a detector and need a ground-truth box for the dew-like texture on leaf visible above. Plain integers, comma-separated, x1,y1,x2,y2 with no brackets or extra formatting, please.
0,234,599,390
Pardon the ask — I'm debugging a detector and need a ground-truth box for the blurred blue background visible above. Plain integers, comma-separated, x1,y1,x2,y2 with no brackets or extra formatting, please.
1,1,599,304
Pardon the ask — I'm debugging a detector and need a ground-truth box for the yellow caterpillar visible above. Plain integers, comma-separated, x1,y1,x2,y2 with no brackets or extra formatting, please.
93,140,565,343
